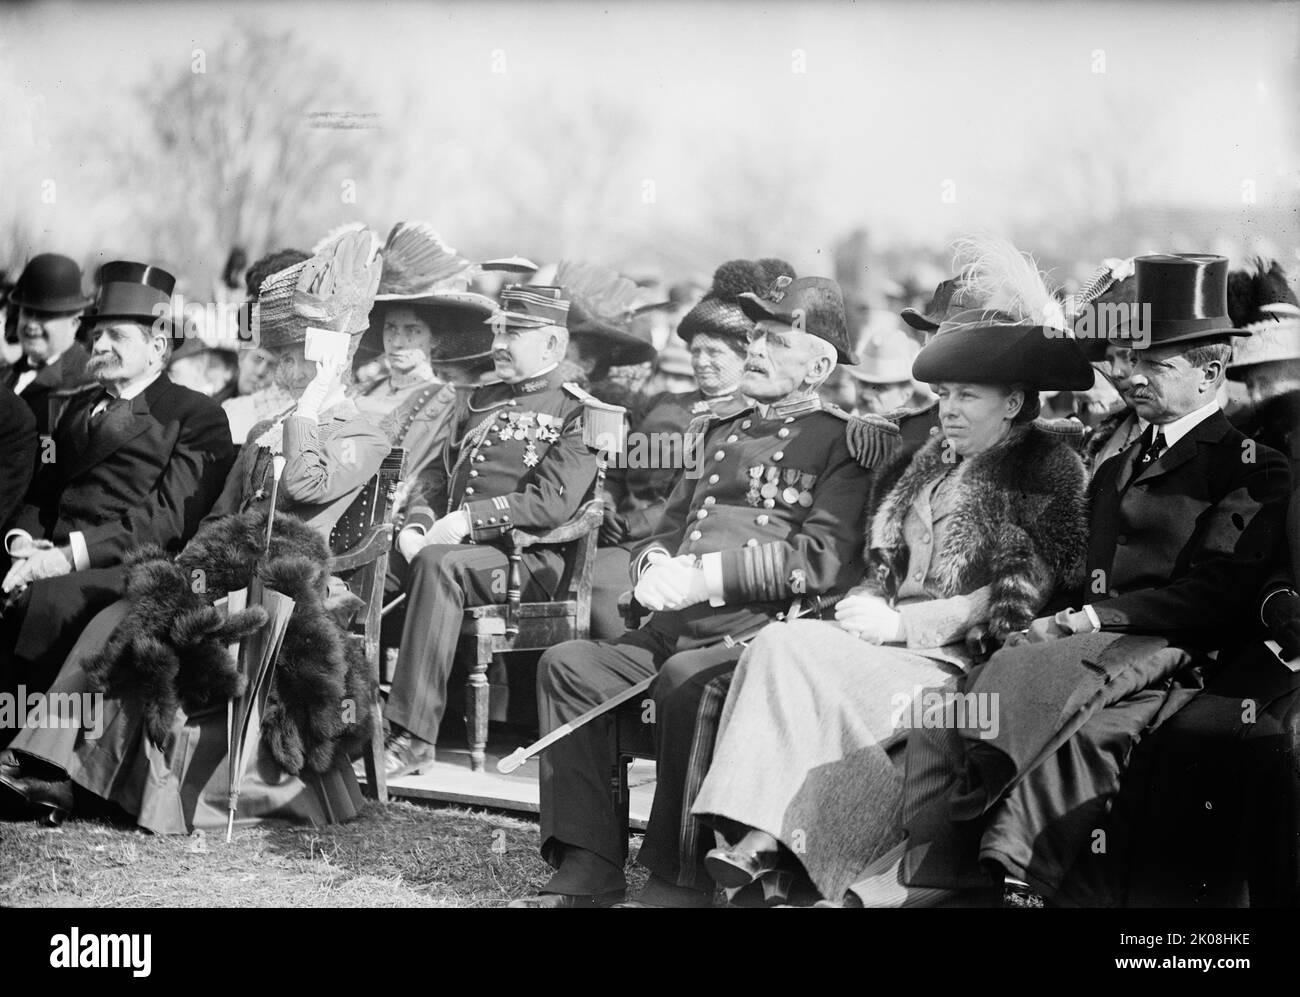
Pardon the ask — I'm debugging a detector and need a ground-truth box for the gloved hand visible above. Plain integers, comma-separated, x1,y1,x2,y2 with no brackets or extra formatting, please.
424,510,471,547
397,526,427,562
834,592,903,644
6,534,52,561
1003,615,1070,648
296,361,346,421
633,555,707,612
3,545,72,593
1262,589,1300,660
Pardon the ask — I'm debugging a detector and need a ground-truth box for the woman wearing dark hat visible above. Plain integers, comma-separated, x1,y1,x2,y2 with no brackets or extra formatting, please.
690,238,1093,906
1,253,96,437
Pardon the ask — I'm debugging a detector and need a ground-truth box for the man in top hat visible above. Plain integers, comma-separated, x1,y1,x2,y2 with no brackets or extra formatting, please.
0,261,235,697
380,285,605,777
589,259,772,638
2,253,97,438
509,274,900,908
864,253,1293,907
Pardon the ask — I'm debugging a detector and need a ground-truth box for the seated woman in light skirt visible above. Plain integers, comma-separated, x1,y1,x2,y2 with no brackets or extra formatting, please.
690,303,1093,906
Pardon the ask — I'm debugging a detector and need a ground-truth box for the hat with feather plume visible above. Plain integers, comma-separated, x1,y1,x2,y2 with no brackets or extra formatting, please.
554,260,658,381
1226,258,1300,379
912,235,1094,390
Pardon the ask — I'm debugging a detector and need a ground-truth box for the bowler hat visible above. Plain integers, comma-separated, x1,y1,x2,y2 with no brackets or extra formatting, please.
9,253,92,314
900,278,966,333
913,307,1094,390
738,276,857,364
1133,254,1246,347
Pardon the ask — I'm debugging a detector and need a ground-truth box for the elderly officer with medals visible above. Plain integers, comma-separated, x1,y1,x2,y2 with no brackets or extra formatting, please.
380,286,604,778
510,274,900,908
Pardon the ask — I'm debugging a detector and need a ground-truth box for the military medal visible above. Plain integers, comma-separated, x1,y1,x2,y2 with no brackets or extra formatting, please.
746,465,763,506
798,471,814,506
780,468,802,505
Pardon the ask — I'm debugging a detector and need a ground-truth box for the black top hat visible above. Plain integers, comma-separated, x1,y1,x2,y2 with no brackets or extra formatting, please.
912,307,1094,390
738,276,856,364
1133,254,1246,347
84,261,177,329
900,277,966,333
9,253,92,314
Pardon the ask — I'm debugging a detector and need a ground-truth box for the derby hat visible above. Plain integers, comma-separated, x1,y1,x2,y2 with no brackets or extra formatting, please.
912,307,1094,390
9,253,93,314
1131,254,1246,347
900,277,967,333
738,275,857,364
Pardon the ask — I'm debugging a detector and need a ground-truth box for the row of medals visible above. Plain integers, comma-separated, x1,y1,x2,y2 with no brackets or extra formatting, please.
747,465,815,509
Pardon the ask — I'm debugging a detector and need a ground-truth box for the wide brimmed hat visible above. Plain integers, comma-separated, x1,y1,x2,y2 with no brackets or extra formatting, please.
9,253,93,314
566,300,656,372
738,275,856,364
358,294,496,366
1132,254,1247,347
846,324,920,384
82,261,179,339
487,284,570,330
912,307,1094,390
678,258,795,347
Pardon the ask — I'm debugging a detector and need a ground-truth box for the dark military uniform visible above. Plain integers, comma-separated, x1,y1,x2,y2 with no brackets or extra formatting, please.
384,364,601,745
535,395,895,895
591,387,747,638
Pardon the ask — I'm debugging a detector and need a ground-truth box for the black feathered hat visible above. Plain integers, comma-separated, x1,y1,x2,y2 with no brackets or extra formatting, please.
677,258,795,348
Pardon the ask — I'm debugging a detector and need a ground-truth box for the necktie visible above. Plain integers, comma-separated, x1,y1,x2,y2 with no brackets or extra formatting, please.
1138,426,1167,466
89,393,124,431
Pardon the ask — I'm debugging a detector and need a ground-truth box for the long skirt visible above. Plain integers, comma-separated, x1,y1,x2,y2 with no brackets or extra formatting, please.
690,618,964,902
9,599,363,835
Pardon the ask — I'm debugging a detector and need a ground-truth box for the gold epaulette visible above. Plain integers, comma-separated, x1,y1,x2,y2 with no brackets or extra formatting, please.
565,382,628,454
823,405,902,469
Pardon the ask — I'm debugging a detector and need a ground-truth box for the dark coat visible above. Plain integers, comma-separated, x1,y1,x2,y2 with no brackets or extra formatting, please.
0,342,94,438
0,383,37,536
899,408,1293,902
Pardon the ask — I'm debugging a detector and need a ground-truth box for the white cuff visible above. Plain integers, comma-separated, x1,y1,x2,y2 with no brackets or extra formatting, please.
4,529,32,555
405,522,428,538
701,551,726,607
69,531,90,572
1081,603,1102,632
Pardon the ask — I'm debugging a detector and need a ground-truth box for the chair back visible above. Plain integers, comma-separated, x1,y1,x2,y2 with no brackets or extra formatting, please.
329,448,407,557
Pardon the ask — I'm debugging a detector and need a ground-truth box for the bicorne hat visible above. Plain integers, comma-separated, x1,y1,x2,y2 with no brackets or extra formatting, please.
737,275,857,365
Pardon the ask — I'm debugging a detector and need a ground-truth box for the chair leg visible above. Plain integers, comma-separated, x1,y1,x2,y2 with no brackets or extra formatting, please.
466,636,493,772
614,754,632,863
363,633,387,803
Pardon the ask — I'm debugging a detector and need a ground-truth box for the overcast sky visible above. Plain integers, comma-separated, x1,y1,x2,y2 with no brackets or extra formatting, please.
1,0,1296,277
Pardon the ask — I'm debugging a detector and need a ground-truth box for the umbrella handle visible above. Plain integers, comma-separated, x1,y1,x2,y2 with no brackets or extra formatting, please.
264,455,287,555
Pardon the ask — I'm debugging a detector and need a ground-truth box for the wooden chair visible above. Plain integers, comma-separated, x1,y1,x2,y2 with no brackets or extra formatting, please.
458,466,607,771
327,447,407,803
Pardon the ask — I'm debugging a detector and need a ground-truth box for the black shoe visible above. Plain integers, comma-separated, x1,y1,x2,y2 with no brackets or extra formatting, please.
0,763,73,827
704,845,783,889
506,890,625,908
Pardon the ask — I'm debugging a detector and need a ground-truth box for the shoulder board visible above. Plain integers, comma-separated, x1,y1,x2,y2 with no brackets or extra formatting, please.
882,398,939,427
1032,416,1086,449
823,405,901,469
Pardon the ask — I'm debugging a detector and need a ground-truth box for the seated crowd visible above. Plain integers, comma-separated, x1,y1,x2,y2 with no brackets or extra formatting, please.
0,226,1296,908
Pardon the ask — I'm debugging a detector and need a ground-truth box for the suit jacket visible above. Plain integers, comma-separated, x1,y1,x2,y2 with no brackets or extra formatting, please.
202,400,390,541
0,384,37,534
0,342,94,439
12,374,235,567
1080,408,1292,643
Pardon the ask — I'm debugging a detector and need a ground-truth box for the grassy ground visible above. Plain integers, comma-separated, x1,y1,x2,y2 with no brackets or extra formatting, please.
0,801,1037,907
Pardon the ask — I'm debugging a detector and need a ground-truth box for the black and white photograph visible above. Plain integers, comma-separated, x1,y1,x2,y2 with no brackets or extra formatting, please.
0,0,1298,944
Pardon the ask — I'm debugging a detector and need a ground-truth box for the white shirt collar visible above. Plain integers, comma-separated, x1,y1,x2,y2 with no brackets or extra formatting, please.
107,370,163,402
1153,399,1219,449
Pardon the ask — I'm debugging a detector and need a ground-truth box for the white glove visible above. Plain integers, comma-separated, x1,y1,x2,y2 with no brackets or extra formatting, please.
296,361,345,421
3,546,72,593
633,555,708,612
397,526,427,561
6,533,52,560
834,592,904,644
423,510,471,547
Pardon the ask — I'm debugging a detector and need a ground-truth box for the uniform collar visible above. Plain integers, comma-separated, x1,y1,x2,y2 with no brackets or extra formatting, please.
508,363,561,396
755,393,824,420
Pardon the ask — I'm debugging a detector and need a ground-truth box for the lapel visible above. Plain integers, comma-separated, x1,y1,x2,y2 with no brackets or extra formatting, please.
1112,433,1146,493
1127,409,1229,491
63,375,172,481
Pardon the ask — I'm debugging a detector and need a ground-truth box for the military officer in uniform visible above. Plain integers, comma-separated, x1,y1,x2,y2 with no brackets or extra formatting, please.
591,259,779,637
510,275,900,907
382,286,603,777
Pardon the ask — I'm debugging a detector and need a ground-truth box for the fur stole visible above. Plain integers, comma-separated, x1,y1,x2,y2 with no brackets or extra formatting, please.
866,423,1089,638
81,510,372,775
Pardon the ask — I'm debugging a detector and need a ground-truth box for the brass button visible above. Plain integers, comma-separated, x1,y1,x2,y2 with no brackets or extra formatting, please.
696,509,708,520
913,571,923,581
727,435,739,443
773,451,784,461
689,530,702,541
756,514,770,526
746,538,759,547
703,496,716,507
465,486,475,495
708,474,719,485
488,516,497,524
784,416,795,424
469,470,479,478
714,450,726,461
777,428,790,438
741,420,752,429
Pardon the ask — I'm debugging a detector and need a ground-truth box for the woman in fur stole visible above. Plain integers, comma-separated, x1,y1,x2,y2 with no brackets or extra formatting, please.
0,231,392,832
690,239,1094,906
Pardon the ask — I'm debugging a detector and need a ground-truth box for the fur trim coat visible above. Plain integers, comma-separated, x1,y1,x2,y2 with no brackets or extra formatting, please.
81,510,371,775
865,423,1089,641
